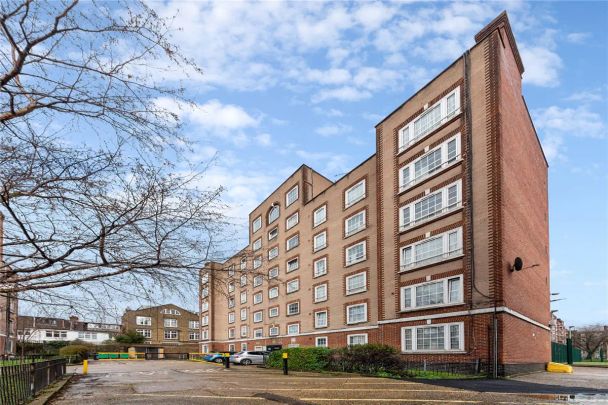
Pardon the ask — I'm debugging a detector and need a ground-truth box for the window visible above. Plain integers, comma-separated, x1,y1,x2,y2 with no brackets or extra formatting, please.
240,308,247,321
314,310,328,328
201,273,209,284
286,212,299,230
164,330,178,340
313,257,327,277
228,312,235,324
315,336,328,347
189,332,200,340
136,316,151,326
202,287,208,298
269,326,279,336
136,329,151,339
346,303,367,324
241,342,248,351
345,180,366,208
228,282,235,293
269,307,279,318
313,205,327,227
286,234,299,250
240,258,247,270
228,265,235,277
287,301,300,316
253,238,262,251
254,328,263,338
400,228,463,271
314,284,328,302
161,308,181,315
202,330,208,340
286,278,300,294
228,297,235,308
240,274,248,287
287,323,299,335
286,185,299,206
346,241,366,266
399,135,461,192
268,227,278,241
240,291,247,304
202,301,209,312
398,88,461,153
228,328,235,339
253,311,263,323
286,257,299,272
268,204,280,224
190,320,200,329
399,180,461,231
253,256,262,269
348,334,368,346
164,319,177,328
268,267,279,279
313,231,327,252
268,286,279,299
401,322,463,352
201,315,208,326
253,292,263,304
345,210,366,237
229,344,236,351
268,246,279,260
252,216,262,233
240,325,248,338
253,275,263,287
401,276,463,311
78,332,98,340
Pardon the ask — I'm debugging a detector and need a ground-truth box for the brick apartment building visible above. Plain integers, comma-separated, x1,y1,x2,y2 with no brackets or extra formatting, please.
199,12,550,375
550,314,567,345
0,212,18,357
121,304,200,354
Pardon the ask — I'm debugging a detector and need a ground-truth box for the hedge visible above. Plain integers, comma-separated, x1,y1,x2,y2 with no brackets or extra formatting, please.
267,347,331,371
329,344,401,374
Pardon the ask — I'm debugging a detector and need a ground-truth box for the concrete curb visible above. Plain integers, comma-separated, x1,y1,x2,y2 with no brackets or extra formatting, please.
29,374,74,405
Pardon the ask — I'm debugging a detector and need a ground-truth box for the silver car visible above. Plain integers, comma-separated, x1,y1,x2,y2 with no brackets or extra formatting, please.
229,350,268,365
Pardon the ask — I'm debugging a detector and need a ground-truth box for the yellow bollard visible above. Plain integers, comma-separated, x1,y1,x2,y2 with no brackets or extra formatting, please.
82,359,88,375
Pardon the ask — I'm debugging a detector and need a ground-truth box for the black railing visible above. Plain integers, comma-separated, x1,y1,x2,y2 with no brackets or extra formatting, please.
0,358,67,405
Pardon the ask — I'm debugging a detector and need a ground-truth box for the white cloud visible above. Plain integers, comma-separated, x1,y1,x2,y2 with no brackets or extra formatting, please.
312,86,371,103
520,46,562,87
188,99,259,131
564,90,604,104
313,107,344,117
566,32,591,44
255,133,272,146
315,123,352,137
533,106,606,139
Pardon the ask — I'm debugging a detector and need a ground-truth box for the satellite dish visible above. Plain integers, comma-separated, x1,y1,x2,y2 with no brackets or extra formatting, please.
513,257,524,271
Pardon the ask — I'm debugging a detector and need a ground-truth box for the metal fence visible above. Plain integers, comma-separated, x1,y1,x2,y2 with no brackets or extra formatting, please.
0,358,67,405
552,341,582,363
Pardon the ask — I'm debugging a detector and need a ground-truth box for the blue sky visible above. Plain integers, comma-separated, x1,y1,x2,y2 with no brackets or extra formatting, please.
147,1,607,325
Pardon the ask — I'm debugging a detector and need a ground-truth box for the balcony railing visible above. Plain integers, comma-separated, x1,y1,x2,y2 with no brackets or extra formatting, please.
346,253,366,266
400,201,462,232
400,248,463,272
399,155,461,193
397,108,461,154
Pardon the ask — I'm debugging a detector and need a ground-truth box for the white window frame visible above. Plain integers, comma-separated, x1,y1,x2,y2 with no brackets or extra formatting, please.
286,257,299,272
136,316,151,326
347,333,368,346
345,241,366,266
253,310,263,323
228,282,235,293
202,287,209,298
287,301,300,316
202,300,209,312
268,246,279,260
268,267,279,279
228,328,235,339
269,326,279,336
399,180,462,232
314,310,328,328
401,322,464,352
199,317,206,327
164,330,178,340
313,231,327,252
268,286,279,299
315,336,328,347
399,134,461,192
287,323,300,335
268,204,280,224
253,256,262,269
268,227,278,241
253,275,263,287
286,212,299,230
254,328,264,338
346,271,367,295
345,210,366,237
136,329,151,339
240,258,247,270
286,234,300,251
240,274,247,287
229,343,236,351
252,216,262,233
313,257,327,278
253,292,263,304
345,179,366,208
228,297,235,308
286,278,300,294
400,275,463,311
240,325,248,338
240,308,247,321
397,87,461,154
399,227,463,272
241,342,248,351
253,237,262,251
189,331,200,341
229,265,235,276
201,273,209,284
314,283,328,303
164,318,178,328
313,205,327,227
269,307,279,318
228,312,235,324
346,303,367,324
286,185,299,206
240,291,247,304
202,330,209,340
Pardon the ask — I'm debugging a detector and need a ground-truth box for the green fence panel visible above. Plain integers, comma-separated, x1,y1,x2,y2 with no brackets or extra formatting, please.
551,342,567,363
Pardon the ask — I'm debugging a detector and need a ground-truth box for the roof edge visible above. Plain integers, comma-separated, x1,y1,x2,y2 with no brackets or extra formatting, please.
474,11,524,74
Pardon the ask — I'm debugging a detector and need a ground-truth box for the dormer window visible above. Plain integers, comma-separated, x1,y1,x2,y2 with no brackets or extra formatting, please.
268,204,280,224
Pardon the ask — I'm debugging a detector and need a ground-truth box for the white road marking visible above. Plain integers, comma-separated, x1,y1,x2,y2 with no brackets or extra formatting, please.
132,393,264,401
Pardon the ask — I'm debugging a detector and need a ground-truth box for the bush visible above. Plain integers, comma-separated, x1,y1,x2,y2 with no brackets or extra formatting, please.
329,344,402,374
267,347,331,371
59,344,91,363
115,330,145,344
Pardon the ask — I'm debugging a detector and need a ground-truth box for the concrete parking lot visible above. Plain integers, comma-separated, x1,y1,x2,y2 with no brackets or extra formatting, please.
49,360,601,404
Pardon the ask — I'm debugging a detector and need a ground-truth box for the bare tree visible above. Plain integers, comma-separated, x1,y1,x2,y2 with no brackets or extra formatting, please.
0,0,229,312
572,324,608,360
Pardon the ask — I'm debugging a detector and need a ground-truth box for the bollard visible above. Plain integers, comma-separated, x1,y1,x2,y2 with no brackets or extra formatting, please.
224,352,230,369
82,359,88,375
282,352,288,375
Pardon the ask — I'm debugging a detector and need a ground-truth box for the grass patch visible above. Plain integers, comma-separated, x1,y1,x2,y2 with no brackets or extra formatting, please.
573,361,608,368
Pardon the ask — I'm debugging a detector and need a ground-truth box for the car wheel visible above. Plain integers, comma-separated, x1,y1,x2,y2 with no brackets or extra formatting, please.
241,359,252,365
214,358,224,363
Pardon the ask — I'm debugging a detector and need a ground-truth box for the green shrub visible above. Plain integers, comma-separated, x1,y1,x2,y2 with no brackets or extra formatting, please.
59,344,91,363
329,344,402,374
267,347,331,371
115,330,146,344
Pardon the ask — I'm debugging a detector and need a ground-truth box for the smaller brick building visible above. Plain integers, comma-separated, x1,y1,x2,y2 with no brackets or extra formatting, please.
121,304,199,354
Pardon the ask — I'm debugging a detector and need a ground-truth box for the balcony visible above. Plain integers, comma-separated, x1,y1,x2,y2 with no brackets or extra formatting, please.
400,201,462,233
400,248,464,272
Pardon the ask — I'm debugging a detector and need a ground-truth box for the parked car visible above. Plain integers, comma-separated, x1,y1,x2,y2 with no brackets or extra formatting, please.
204,352,235,363
229,351,269,365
